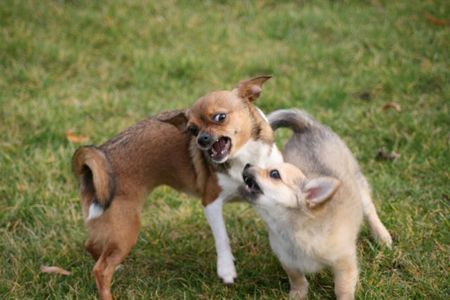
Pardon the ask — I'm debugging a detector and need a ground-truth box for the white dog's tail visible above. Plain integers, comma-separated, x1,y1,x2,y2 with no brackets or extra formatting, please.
357,175,393,248
268,109,315,133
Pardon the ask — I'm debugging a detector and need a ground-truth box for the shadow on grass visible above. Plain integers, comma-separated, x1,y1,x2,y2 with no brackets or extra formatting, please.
74,214,336,299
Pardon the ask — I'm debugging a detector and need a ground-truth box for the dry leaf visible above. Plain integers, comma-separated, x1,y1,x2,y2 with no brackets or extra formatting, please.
382,102,401,112
389,151,400,160
376,148,400,161
424,13,449,26
66,129,89,143
40,265,71,276
354,91,372,101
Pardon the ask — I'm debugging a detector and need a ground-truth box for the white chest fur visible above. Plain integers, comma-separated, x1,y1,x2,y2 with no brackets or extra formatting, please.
256,206,326,274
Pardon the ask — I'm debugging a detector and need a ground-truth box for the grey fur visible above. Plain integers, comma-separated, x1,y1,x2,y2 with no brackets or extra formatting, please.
268,109,392,245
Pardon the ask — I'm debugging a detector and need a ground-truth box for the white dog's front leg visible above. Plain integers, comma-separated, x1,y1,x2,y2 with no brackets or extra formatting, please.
204,197,237,284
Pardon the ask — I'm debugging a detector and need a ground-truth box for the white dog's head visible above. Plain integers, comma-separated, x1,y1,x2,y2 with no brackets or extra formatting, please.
240,163,340,210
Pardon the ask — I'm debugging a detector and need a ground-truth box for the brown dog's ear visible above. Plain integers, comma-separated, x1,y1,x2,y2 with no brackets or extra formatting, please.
234,75,272,102
158,109,188,131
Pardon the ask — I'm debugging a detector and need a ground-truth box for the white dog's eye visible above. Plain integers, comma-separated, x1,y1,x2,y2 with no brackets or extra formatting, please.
269,169,281,180
212,113,227,123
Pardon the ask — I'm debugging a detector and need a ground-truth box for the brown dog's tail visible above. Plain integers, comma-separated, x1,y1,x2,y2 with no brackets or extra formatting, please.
72,146,115,220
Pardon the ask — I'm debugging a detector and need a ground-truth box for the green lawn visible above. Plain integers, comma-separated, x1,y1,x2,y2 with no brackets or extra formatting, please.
1,0,448,299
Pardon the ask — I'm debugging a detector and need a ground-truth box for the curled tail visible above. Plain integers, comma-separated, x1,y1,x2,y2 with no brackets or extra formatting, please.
72,146,115,220
268,109,315,133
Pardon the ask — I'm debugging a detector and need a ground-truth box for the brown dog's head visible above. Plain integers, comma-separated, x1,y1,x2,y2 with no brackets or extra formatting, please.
161,76,273,164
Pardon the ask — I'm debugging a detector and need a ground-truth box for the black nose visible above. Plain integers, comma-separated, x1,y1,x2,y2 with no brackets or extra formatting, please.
242,167,254,185
197,133,213,147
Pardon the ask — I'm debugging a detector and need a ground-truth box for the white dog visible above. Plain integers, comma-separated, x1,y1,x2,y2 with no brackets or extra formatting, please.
240,109,392,299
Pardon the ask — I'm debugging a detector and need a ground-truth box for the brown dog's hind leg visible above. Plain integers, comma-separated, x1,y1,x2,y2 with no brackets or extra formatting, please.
85,239,101,260
92,210,141,300
93,246,129,300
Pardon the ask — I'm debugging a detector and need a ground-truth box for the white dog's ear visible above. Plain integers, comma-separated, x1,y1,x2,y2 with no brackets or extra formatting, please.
303,177,340,208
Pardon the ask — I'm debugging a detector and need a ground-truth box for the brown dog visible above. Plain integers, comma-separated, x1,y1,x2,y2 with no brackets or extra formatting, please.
72,76,283,299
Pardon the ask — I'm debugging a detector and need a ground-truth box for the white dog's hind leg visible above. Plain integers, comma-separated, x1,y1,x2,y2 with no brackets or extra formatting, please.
204,197,237,284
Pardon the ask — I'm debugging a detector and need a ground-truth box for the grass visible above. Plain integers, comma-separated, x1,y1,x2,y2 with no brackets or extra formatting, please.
0,0,448,298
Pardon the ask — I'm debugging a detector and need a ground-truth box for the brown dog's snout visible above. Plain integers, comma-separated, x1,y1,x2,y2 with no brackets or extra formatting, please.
197,133,213,148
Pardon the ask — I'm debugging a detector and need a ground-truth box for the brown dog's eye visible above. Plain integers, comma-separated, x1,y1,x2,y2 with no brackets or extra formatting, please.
187,125,199,136
212,113,227,123
269,169,281,180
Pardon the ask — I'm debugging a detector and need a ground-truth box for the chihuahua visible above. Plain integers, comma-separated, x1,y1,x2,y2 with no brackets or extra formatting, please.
72,76,282,299
240,109,392,299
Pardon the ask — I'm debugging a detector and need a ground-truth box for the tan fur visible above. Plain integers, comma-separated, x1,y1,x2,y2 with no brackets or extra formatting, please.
72,76,276,299
242,108,392,299
242,163,361,299
236,75,272,101
255,163,305,187
186,90,274,158
281,263,309,299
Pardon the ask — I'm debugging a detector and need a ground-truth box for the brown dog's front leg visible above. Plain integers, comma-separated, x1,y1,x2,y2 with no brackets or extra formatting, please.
203,195,236,284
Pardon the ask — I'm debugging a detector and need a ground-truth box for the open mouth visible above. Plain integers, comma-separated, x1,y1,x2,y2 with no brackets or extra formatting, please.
243,173,262,194
208,136,231,162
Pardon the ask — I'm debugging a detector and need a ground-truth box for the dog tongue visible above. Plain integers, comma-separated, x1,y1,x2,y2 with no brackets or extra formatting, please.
212,140,223,153
210,138,230,159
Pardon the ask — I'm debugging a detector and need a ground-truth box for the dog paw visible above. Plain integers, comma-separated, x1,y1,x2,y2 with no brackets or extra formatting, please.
289,288,308,299
217,256,237,284
115,264,124,272
377,227,393,248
